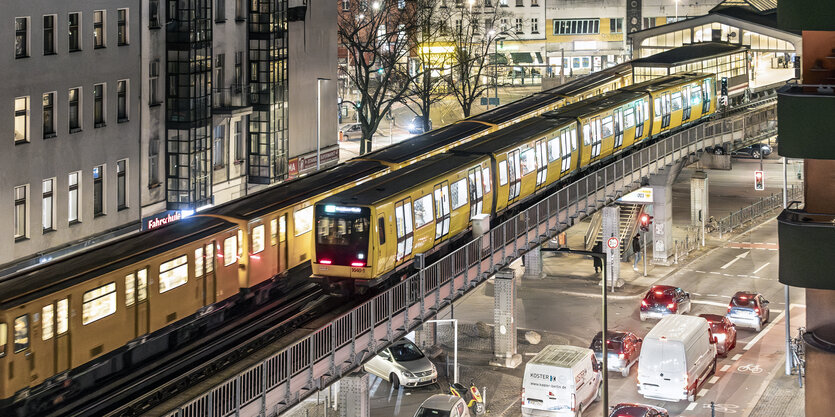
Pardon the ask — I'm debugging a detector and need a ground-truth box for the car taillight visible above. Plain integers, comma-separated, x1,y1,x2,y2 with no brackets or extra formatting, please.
351,261,365,267
521,388,525,405
755,307,760,314
728,306,732,313
641,300,647,307
668,303,676,310
319,259,332,265
570,393,576,411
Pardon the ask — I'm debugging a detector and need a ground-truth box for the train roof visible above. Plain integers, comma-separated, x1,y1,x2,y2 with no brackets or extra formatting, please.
452,117,563,155
318,153,486,207
622,73,711,93
543,91,647,121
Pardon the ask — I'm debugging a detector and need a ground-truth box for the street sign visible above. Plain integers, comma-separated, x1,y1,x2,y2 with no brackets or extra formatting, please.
607,237,620,249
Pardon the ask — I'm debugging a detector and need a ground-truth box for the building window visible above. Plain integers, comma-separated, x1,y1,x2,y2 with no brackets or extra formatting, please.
216,0,226,21
610,18,623,34
93,165,104,216
531,18,539,33
69,13,81,51
530,0,538,5
159,255,188,293
234,120,244,161
43,15,55,55
515,18,523,33
93,11,105,48
42,93,55,138
14,185,27,240
68,172,80,223
82,283,117,325
213,125,225,168
15,17,28,58
94,84,105,127
149,0,161,28
117,160,127,209
455,20,462,33
14,96,29,143
499,0,507,6
42,179,54,232
398,0,405,9
515,0,523,6
149,61,160,105
117,9,128,45
643,17,656,30
69,87,81,132
553,19,600,35
149,138,160,185
117,80,128,121
342,0,350,11
500,18,508,31
236,0,246,19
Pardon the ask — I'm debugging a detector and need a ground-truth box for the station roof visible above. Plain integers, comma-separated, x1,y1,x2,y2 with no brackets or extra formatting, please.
710,0,777,14
631,42,749,68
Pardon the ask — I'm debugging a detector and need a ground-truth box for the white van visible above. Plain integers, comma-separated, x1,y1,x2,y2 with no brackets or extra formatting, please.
521,345,601,417
637,315,717,402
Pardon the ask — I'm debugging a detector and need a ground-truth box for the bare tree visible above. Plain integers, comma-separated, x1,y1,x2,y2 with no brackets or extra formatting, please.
339,0,414,155
444,4,509,118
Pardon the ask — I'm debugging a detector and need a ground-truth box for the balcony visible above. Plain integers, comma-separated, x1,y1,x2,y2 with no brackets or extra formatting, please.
778,205,835,290
778,0,835,31
777,84,835,160
213,85,253,115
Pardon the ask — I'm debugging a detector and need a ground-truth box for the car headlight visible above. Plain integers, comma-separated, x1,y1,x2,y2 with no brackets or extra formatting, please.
408,123,415,130
403,371,414,378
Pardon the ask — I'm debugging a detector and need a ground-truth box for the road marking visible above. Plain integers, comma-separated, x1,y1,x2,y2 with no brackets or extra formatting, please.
720,364,731,372
708,376,720,384
710,271,721,275
686,402,698,411
723,273,733,277
692,300,731,308
768,248,778,251
753,263,770,274
728,242,779,250
744,310,786,351
736,274,749,278
732,353,743,361
721,252,749,269
695,270,707,274
697,389,709,397
707,293,719,297
524,352,540,356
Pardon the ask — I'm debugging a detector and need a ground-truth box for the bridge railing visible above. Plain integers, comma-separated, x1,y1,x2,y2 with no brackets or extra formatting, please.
718,184,802,238
163,104,777,417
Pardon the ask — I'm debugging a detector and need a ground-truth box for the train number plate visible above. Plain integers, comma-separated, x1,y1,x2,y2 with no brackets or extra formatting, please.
351,267,364,273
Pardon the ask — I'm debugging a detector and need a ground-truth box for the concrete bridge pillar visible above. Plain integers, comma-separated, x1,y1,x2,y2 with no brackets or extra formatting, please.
522,247,544,280
337,372,370,417
490,268,522,368
691,170,709,227
649,162,684,265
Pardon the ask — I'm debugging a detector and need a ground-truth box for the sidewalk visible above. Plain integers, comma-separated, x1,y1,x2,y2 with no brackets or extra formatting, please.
745,366,805,417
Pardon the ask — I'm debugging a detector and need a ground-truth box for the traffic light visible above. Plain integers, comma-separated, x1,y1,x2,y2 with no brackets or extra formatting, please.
639,213,653,231
754,170,764,191
721,77,728,96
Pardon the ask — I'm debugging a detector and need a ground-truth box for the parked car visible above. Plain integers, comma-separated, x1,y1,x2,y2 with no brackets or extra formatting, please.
731,143,772,159
637,315,717,402
726,291,770,331
640,285,692,321
341,123,364,141
408,116,433,134
414,394,471,417
608,403,670,417
699,313,737,356
521,345,601,417
590,331,643,377
363,340,438,389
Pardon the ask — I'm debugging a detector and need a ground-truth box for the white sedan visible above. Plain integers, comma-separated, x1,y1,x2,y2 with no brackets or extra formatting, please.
364,340,438,389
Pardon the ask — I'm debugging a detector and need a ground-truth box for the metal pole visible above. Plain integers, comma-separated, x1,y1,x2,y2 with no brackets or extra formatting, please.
601,257,608,416
453,320,458,384
389,111,393,145
642,230,647,277
317,78,323,170
560,48,565,84
783,156,792,376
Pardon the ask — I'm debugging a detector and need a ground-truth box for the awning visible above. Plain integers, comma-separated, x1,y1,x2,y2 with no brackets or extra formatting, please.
489,53,508,65
535,52,544,64
511,52,534,64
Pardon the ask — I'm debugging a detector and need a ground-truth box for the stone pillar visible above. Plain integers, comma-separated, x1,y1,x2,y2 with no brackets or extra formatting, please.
489,268,522,368
413,322,441,357
602,206,622,288
649,164,682,265
522,247,544,280
338,373,370,417
690,171,709,226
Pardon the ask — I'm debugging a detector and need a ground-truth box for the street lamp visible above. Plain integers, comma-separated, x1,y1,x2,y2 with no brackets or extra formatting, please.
674,0,679,21
372,1,380,10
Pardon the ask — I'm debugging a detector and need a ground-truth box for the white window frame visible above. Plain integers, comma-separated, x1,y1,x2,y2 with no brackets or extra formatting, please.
294,206,314,236
159,255,189,293
14,96,29,143
14,185,28,240
42,178,55,232
93,10,106,49
252,224,265,254
117,8,129,45
82,282,117,325
224,236,237,266
68,171,81,224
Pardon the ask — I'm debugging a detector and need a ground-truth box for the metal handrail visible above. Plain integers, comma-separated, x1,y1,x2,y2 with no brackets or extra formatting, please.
161,103,777,417
717,184,803,238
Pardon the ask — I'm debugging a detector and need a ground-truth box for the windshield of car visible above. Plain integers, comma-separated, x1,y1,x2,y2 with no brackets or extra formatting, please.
591,336,623,352
731,296,757,308
611,405,649,416
646,288,675,302
390,341,425,362
414,408,450,417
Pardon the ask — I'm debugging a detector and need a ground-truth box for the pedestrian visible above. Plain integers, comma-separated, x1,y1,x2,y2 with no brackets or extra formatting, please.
592,241,603,274
632,234,642,271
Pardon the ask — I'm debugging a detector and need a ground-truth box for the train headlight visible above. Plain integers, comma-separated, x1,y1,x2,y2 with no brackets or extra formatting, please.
358,253,365,260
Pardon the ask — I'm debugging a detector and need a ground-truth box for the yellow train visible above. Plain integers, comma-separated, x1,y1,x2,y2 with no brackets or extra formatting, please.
312,73,716,285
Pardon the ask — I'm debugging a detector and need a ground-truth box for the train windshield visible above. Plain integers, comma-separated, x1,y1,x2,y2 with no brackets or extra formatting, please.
315,205,371,266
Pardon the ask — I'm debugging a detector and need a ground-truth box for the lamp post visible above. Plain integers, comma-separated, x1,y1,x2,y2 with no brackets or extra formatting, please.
487,30,506,111
316,78,330,170
675,0,679,21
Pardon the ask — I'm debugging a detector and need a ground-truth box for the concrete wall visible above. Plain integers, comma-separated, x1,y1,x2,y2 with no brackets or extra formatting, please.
1,0,142,266
140,0,167,218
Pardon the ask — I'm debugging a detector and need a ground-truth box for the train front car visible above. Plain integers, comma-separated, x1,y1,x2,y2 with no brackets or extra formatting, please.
313,204,374,282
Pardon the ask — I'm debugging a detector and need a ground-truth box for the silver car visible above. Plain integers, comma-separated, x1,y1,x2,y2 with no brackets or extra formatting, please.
415,394,471,417
364,340,438,389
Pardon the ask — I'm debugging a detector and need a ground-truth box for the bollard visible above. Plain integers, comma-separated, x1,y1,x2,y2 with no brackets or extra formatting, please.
711,401,716,417
483,387,488,409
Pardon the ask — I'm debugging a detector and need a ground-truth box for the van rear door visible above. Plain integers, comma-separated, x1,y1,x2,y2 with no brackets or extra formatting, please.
522,363,573,412
638,339,687,398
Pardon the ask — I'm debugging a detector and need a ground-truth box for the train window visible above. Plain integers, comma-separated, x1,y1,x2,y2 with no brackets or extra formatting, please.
223,236,237,266
548,138,559,163
252,225,265,254
126,272,136,305
237,230,243,258
582,124,591,145
690,84,702,106
498,160,508,186
295,206,314,236
520,148,536,176
482,167,491,194
159,255,189,293
413,194,433,229
451,179,468,210
624,107,635,128
270,218,278,246
137,269,148,301
671,92,682,111
205,244,214,273
654,98,662,116
82,283,117,325
194,247,204,277
571,128,578,150
0,322,6,357
14,315,29,352
42,304,54,340
378,217,386,245
57,298,69,334
280,216,287,242
601,116,614,138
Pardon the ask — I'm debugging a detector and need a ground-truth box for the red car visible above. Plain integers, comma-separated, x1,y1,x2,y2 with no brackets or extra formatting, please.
699,313,737,356
639,285,692,321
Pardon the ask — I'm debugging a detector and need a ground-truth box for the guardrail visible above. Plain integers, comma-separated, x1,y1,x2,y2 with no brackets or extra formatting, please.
673,225,703,264
162,104,777,417
718,184,803,239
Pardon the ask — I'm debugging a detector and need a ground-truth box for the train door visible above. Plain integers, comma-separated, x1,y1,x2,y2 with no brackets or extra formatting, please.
126,268,150,338
433,182,451,240
41,298,70,374
194,243,216,306
277,215,287,273
8,314,33,386
588,118,602,158
613,108,624,148
660,92,672,129
702,79,712,113
681,86,692,121
468,167,484,217
507,150,521,200
560,128,572,172
534,139,548,187
394,198,414,262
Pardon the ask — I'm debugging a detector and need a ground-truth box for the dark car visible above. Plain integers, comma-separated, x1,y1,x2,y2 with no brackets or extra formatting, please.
699,313,737,356
590,331,643,377
731,143,772,159
726,291,770,331
639,285,691,321
341,123,364,141
608,403,669,417
408,116,433,134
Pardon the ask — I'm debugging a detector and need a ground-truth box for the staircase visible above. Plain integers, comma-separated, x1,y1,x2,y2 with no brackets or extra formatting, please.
584,203,644,259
